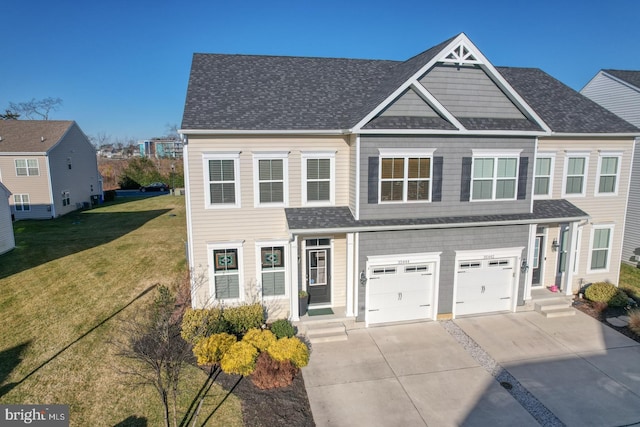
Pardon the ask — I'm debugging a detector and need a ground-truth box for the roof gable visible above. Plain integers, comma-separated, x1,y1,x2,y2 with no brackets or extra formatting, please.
604,69,640,90
0,120,75,153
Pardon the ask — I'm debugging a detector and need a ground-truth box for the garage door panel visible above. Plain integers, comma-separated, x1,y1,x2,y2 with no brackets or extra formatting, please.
455,257,515,317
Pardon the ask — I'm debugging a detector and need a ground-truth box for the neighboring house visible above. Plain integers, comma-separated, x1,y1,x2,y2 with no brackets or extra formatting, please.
139,138,183,159
581,70,640,266
0,120,103,219
0,182,15,255
180,33,638,325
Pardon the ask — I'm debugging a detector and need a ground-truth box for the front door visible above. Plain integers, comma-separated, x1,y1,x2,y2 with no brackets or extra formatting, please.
532,235,544,286
307,247,331,305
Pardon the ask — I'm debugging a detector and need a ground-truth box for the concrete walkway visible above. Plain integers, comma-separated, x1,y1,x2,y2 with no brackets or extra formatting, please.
302,311,640,427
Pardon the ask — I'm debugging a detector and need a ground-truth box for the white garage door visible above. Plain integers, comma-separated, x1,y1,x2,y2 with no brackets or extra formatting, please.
455,258,515,316
368,262,435,325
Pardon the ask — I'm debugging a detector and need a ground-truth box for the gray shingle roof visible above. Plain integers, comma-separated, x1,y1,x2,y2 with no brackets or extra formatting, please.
284,199,588,233
604,69,640,90
497,67,639,133
0,120,74,153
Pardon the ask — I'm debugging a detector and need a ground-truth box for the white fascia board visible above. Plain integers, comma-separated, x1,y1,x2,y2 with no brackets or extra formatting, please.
358,128,548,137
0,152,48,156
179,128,348,136
548,132,640,138
600,71,640,93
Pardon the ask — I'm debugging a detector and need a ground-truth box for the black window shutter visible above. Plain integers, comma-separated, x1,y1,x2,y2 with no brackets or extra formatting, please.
432,156,443,202
460,157,472,202
368,157,379,204
517,156,529,200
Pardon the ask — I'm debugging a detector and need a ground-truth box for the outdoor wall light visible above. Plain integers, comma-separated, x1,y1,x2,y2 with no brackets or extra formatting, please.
552,238,560,252
359,271,367,286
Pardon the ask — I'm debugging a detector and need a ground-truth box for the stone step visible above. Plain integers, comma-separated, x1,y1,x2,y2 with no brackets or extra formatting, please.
534,300,572,312
307,331,349,344
304,322,348,344
540,307,576,318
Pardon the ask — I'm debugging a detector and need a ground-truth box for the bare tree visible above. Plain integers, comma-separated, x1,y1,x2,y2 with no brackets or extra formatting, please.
0,109,20,120
8,97,63,120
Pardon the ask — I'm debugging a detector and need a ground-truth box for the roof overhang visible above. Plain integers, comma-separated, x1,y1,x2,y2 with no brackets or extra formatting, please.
179,128,349,136
0,152,47,156
546,132,640,139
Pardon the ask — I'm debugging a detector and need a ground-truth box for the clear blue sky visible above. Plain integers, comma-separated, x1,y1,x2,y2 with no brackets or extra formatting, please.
2,0,639,142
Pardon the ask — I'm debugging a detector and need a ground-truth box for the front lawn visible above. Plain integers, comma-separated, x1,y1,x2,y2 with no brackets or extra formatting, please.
0,195,242,426
619,263,640,301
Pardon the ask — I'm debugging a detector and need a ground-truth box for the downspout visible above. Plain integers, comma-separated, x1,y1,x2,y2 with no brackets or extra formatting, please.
181,135,197,307
46,156,56,218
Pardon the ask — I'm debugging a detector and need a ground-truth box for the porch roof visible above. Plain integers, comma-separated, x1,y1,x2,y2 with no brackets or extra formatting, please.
284,199,589,234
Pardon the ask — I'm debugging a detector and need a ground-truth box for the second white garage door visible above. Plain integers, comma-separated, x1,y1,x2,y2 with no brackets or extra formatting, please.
367,262,435,325
455,257,516,316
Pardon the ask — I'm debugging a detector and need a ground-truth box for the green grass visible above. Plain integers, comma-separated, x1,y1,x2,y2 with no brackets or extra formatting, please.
0,195,242,426
619,263,640,302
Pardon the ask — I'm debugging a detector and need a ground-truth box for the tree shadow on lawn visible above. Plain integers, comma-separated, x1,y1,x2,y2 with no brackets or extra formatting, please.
0,208,171,280
113,415,148,427
0,341,31,398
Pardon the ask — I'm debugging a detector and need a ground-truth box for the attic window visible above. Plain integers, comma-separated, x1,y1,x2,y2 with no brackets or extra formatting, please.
442,43,479,65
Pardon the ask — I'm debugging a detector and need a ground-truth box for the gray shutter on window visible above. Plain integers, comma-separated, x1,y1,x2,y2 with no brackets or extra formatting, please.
517,157,529,200
432,156,443,202
460,157,472,202
368,157,379,204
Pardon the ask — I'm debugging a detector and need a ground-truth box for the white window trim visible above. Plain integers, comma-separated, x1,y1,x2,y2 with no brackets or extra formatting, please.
587,224,614,274
561,151,590,198
203,152,241,209
252,151,289,207
595,151,622,197
255,239,289,300
378,148,436,204
207,241,245,303
533,153,556,200
470,154,520,202
13,194,30,211
61,190,71,207
301,151,336,206
15,158,40,176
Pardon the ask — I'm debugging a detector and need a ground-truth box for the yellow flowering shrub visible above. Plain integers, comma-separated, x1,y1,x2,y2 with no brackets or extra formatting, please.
220,341,258,376
192,333,236,366
242,328,277,352
266,337,309,368
181,307,226,344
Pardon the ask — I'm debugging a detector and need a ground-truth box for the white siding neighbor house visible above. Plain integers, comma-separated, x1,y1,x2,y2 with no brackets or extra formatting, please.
0,182,15,255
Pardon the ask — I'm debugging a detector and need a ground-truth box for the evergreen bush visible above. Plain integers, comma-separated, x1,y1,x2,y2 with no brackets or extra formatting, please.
243,328,276,352
266,336,309,368
585,282,628,307
270,318,296,339
222,303,265,337
180,308,227,344
192,333,236,366
220,341,258,376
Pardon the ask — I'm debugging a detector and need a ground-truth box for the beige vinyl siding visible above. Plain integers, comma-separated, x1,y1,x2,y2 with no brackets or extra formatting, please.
187,135,350,309
538,138,634,289
331,234,347,307
0,155,52,219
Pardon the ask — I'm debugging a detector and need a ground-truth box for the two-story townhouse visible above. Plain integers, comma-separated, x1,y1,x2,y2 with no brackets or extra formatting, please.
180,33,638,325
0,120,103,219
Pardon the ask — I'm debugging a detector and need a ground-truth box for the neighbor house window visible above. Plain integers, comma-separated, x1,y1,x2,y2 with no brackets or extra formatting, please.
258,244,287,297
379,149,434,203
204,152,240,208
15,159,39,176
13,194,30,211
471,150,520,201
563,153,589,197
589,225,613,272
62,191,70,206
302,152,335,205
534,155,555,198
209,243,244,300
253,152,288,206
596,153,621,195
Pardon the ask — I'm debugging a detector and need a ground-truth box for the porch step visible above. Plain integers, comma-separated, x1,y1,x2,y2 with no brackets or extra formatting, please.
534,297,575,318
304,322,348,344
539,307,576,318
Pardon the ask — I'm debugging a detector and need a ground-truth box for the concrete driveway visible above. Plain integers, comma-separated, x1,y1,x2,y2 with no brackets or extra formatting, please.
302,311,640,427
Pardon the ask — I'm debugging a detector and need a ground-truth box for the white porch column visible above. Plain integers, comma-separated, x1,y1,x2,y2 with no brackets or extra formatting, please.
525,224,537,300
563,222,578,296
290,236,300,321
346,233,355,316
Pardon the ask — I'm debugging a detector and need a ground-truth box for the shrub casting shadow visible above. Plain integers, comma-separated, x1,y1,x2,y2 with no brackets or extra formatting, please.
113,415,148,427
0,341,31,398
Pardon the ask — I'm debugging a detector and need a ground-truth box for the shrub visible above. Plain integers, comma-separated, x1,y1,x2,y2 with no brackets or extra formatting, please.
243,328,276,352
585,282,628,306
629,309,640,336
270,318,296,339
251,352,298,390
592,301,609,313
220,341,258,376
222,303,265,337
181,308,228,345
192,333,236,366
103,190,116,202
267,337,309,368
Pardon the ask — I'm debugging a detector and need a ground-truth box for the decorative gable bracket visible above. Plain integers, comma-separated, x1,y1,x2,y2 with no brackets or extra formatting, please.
441,41,481,66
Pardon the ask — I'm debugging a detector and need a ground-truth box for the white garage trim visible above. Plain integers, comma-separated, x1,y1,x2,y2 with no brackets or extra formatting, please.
366,252,441,326
452,247,524,318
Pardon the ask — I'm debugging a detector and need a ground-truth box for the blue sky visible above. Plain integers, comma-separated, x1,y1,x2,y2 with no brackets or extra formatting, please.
2,0,639,142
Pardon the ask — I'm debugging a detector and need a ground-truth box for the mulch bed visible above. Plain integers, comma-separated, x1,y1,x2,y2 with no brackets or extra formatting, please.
215,370,315,427
572,298,640,344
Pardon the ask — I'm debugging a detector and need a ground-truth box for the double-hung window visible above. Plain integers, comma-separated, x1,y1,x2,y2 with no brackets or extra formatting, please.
596,152,621,196
209,243,243,300
379,149,434,203
258,243,287,298
13,194,30,211
563,152,589,197
471,150,520,201
15,159,39,176
534,154,555,198
62,191,71,207
589,225,613,272
253,152,288,207
204,152,240,208
302,152,335,205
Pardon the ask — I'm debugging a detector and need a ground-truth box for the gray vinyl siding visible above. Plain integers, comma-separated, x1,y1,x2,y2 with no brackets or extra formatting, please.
357,224,529,321
581,73,640,128
380,88,439,117
420,64,526,119
358,135,534,220
0,187,15,255
623,141,640,264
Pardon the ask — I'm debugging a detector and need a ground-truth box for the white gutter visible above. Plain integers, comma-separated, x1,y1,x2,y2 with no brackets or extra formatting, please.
179,128,349,136
547,132,640,138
